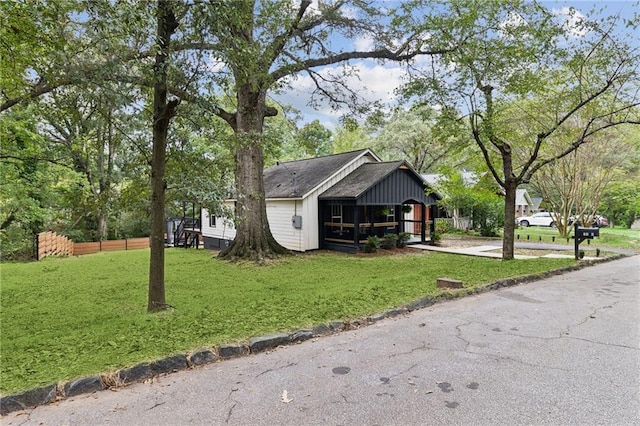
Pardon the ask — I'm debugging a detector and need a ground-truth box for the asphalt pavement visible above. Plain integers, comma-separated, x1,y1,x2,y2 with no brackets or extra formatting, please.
3,256,639,425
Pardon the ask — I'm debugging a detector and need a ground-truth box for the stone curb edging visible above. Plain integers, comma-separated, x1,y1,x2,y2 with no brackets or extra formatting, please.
0,254,626,416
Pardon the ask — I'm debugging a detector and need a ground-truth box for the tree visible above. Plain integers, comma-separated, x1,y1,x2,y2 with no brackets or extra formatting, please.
370,105,471,173
600,180,640,228
435,169,503,236
190,0,456,261
147,0,180,312
331,117,370,154
33,86,137,241
531,128,632,236
402,1,640,259
0,108,64,258
293,119,333,158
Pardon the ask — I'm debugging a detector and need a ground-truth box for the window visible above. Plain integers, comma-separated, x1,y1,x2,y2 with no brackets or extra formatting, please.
209,214,216,228
331,205,342,223
386,206,395,222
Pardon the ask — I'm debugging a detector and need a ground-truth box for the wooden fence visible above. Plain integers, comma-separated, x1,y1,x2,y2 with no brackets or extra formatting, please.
37,232,150,260
74,237,151,256
37,231,74,260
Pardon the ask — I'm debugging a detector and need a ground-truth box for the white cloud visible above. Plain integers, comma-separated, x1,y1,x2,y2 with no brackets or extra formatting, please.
354,35,375,51
553,7,588,38
274,61,406,126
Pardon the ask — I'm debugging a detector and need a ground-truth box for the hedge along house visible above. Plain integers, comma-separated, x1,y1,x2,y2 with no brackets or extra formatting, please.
201,149,441,253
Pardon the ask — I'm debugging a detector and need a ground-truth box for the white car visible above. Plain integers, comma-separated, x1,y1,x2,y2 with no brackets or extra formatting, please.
517,212,557,228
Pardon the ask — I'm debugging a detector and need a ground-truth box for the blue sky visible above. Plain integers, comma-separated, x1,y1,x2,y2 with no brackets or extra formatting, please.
272,0,639,129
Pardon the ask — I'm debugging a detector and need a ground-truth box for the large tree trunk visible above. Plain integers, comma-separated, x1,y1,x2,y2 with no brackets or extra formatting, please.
148,0,179,312
218,86,289,262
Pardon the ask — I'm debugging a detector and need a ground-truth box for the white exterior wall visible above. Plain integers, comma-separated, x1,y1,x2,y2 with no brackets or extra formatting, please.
201,201,236,241
200,152,378,252
266,200,304,251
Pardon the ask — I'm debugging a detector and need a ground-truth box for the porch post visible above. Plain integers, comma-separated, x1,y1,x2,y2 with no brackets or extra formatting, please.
430,204,437,245
354,205,360,248
421,203,426,243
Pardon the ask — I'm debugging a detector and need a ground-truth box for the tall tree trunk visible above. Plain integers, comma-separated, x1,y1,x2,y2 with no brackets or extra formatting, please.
218,86,289,262
503,180,517,260
502,146,517,261
148,0,179,312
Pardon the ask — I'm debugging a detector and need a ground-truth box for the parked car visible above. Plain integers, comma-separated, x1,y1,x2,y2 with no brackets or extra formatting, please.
570,215,609,228
516,212,558,228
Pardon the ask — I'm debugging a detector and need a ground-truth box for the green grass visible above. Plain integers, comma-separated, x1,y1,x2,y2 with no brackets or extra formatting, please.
511,226,640,250
0,248,577,395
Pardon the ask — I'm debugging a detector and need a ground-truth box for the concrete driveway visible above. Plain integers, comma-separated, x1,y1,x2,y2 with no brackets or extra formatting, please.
3,256,639,425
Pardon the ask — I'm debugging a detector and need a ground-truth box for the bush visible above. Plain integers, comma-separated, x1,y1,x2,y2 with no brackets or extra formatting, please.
435,219,452,234
397,232,411,248
381,233,398,249
431,231,442,244
363,235,380,253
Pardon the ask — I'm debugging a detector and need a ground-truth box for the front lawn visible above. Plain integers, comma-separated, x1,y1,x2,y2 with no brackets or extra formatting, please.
511,226,640,250
1,248,576,395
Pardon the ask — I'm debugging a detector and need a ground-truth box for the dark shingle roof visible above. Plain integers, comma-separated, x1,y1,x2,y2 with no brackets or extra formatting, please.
319,161,405,199
264,149,373,198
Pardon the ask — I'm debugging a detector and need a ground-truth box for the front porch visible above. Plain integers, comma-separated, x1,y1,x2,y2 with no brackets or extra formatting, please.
320,202,436,252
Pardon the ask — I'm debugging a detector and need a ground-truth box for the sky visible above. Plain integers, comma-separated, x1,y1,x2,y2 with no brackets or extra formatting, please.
271,0,639,130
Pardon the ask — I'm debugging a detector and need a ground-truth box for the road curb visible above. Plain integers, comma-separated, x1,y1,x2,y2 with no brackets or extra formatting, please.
0,253,628,416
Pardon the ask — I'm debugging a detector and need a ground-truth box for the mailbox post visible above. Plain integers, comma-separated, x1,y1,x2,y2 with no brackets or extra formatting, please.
573,223,599,260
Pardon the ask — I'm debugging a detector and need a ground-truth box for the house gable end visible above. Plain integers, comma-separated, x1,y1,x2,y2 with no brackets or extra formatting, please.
263,149,379,199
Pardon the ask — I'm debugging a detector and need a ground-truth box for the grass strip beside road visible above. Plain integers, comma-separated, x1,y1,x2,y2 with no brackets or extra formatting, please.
1,249,576,395
511,227,640,250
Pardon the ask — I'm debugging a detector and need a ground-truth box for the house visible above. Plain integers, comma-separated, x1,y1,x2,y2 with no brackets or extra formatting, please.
422,172,537,229
515,189,535,217
422,172,478,230
201,149,441,253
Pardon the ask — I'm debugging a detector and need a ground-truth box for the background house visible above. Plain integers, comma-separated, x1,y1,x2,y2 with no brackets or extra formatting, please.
423,172,536,230
515,189,535,217
201,149,440,252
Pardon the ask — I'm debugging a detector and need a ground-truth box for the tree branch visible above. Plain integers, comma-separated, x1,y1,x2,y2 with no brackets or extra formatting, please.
270,46,454,82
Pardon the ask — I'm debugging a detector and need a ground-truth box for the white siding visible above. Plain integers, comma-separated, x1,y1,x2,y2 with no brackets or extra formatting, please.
201,202,236,241
200,152,378,252
266,200,304,251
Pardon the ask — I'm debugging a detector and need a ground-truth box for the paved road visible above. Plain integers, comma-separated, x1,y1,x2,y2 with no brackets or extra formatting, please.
4,256,639,425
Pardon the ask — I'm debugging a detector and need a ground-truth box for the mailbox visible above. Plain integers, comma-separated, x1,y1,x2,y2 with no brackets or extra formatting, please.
576,226,599,239
573,223,599,260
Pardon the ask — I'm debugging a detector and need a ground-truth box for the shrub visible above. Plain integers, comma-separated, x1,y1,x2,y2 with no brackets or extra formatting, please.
381,233,398,249
435,219,452,234
431,231,442,244
397,232,411,248
363,236,380,253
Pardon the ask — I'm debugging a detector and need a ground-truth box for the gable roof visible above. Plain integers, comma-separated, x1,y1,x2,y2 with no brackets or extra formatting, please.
516,188,533,206
264,149,378,199
319,161,405,199
320,161,441,204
